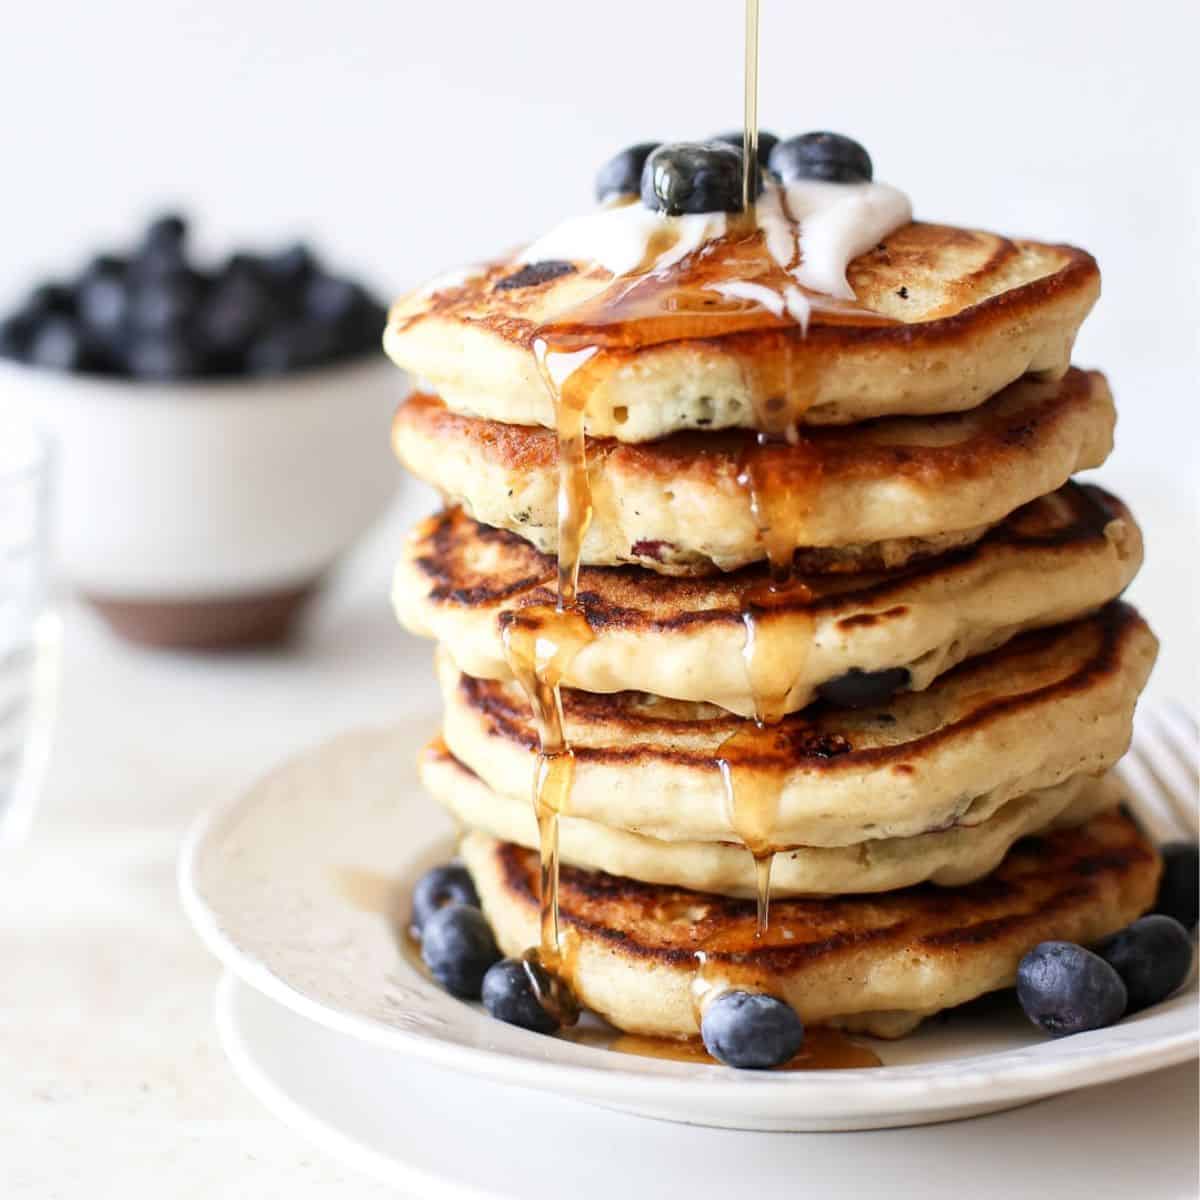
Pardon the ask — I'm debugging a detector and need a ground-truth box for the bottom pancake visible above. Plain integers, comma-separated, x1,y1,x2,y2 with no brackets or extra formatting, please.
423,739,1121,897
462,811,1159,1039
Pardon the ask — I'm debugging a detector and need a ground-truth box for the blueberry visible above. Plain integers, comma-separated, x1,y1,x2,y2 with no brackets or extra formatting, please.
144,213,187,245
420,905,500,999
26,283,74,318
641,141,757,216
411,863,480,932
263,243,318,291
769,132,873,185
481,956,564,1034
304,274,366,326
125,334,205,379
29,315,87,371
199,269,279,362
340,298,387,354
1155,842,1198,930
1016,941,1127,1037
700,990,804,1069
595,142,661,204
128,269,205,336
77,258,130,338
138,213,188,272
0,312,34,361
1095,916,1195,1013
246,321,342,374
713,129,779,168
817,667,911,709
494,261,576,292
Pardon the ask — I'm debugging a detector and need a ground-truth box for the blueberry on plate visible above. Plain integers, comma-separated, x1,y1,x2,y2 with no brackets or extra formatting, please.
595,142,661,204
817,666,911,709
713,129,779,168
420,905,501,999
769,132,873,185
411,863,480,933
481,957,565,1034
700,990,804,1069
1155,842,1198,930
641,141,757,216
1095,915,1195,1013
1016,941,1127,1037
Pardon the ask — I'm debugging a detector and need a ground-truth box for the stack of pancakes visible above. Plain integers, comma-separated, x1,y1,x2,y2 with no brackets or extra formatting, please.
385,219,1160,1040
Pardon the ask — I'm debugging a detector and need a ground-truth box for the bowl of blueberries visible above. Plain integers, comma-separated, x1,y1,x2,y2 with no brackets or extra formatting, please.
0,214,405,649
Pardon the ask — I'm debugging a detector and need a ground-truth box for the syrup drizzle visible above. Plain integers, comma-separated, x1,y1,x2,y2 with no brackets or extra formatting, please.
742,0,760,216
499,0,886,1018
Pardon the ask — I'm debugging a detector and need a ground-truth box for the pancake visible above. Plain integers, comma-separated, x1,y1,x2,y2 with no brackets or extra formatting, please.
384,222,1100,441
462,809,1159,1038
438,603,1157,849
396,484,1141,717
421,740,1121,897
392,368,1114,574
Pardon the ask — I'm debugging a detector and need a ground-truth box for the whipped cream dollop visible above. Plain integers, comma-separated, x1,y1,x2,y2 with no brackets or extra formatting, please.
759,178,911,300
519,202,729,278
514,177,912,310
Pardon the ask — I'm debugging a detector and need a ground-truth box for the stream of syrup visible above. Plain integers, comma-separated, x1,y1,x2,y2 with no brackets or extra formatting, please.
499,0,885,1023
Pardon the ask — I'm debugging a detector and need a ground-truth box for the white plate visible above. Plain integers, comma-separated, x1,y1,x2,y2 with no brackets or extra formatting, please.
181,725,1199,1132
216,971,1200,1199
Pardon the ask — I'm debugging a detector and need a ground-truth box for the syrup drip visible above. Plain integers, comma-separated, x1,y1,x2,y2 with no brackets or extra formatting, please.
711,0,812,942
519,944,582,1027
500,599,593,966
499,0,884,1019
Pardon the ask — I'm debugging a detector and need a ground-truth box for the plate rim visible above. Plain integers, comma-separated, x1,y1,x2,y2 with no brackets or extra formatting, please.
215,971,495,1200
179,726,1200,1119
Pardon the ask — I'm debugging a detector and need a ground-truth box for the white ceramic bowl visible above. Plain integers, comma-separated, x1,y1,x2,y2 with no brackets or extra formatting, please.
0,356,406,646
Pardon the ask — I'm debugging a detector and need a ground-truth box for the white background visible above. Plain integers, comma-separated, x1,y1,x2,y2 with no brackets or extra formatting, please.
2,0,1196,697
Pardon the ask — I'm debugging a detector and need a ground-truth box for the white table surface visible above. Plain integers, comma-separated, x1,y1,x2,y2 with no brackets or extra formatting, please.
2,473,1195,1198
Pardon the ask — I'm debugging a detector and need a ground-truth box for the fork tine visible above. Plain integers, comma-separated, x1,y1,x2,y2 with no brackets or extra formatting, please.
1144,706,1200,785
1166,699,1198,735
1156,702,1199,761
1116,757,1180,844
1129,736,1199,839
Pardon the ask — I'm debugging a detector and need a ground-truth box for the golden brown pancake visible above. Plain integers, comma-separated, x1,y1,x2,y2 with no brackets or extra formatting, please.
392,368,1114,574
438,604,1158,848
463,810,1159,1038
423,740,1121,898
385,223,1099,441
396,483,1141,716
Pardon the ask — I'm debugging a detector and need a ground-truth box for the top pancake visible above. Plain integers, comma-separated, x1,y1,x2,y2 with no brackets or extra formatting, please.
385,222,1099,441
